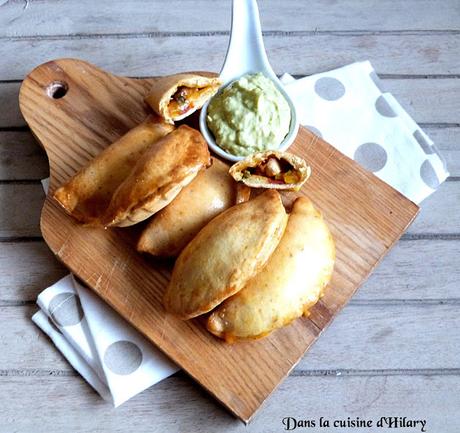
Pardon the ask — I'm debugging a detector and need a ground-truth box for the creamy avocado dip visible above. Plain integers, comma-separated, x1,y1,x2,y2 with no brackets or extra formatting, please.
206,73,291,156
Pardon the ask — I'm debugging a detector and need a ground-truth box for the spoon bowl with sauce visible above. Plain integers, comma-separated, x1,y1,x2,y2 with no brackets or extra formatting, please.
199,0,299,162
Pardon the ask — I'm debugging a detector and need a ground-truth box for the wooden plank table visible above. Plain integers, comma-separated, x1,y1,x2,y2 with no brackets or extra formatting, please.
1,1,459,431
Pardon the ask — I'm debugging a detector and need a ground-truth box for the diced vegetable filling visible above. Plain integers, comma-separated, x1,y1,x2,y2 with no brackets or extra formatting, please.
169,86,206,118
243,158,300,184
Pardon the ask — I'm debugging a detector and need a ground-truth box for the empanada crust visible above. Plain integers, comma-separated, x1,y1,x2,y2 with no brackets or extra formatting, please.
103,125,211,227
145,73,221,124
207,197,335,342
163,190,288,319
137,158,250,257
53,115,174,225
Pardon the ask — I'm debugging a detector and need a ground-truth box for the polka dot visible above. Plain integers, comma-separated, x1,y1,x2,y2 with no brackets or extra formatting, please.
314,77,345,101
413,130,434,154
369,71,385,92
104,341,143,375
49,292,84,327
375,95,397,118
354,142,388,172
420,160,440,189
48,315,62,333
432,146,449,171
305,125,323,138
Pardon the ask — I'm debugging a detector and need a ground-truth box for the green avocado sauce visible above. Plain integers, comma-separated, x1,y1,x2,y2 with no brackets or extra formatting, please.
206,73,291,156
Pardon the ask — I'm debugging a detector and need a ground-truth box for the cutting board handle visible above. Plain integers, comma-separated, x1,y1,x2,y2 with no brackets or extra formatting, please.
19,58,153,191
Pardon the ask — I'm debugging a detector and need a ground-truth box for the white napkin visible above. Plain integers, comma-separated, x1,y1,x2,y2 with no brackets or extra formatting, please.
32,274,178,406
281,61,448,204
33,61,448,406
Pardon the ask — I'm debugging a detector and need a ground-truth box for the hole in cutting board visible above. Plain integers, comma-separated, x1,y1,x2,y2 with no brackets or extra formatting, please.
47,81,68,99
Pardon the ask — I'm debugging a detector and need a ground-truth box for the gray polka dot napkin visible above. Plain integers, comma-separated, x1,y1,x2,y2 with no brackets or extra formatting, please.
32,274,178,406
281,61,449,204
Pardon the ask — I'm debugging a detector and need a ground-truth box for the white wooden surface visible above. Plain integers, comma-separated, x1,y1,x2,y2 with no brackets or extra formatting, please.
0,1,459,431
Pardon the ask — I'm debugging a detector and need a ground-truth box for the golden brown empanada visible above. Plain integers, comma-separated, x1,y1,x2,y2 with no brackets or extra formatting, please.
163,190,288,319
229,150,311,191
103,125,211,227
137,158,250,257
53,115,174,225
145,73,221,124
207,197,335,342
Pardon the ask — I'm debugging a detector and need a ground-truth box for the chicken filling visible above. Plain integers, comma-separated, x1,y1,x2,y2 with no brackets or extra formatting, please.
168,86,207,118
242,157,300,184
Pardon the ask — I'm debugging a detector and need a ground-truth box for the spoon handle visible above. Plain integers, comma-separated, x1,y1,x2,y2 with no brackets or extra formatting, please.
220,0,277,83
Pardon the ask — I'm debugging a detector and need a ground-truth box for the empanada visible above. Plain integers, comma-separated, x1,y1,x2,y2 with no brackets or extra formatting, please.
229,150,311,191
207,197,335,342
145,73,221,124
163,190,288,319
103,125,211,227
137,158,250,257
53,115,174,225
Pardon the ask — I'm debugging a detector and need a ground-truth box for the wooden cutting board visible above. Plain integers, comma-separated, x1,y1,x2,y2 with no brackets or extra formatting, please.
19,58,419,423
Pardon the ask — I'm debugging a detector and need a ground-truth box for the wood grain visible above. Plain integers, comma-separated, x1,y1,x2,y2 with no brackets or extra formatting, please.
359,239,460,300
2,128,459,179
3,303,460,372
0,242,66,302
0,184,44,237
2,239,459,303
1,34,459,80
18,58,419,422
5,79,460,128
0,82,25,127
0,374,458,433
408,181,460,233
0,132,49,180
1,0,459,35
3,180,458,242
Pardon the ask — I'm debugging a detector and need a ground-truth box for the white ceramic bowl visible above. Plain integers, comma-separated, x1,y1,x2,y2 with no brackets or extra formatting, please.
199,0,299,162
199,78,299,162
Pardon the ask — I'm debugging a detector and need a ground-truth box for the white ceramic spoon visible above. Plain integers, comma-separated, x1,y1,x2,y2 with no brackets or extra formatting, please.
199,0,299,162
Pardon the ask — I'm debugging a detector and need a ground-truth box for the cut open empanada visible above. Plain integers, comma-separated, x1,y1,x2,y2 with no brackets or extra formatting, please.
229,150,311,191
145,73,221,124
53,115,174,225
103,125,211,227
163,190,288,319
137,157,250,257
207,197,335,342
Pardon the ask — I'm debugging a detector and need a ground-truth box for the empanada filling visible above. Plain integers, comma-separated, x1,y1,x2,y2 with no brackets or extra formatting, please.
242,157,301,184
168,86,210,118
